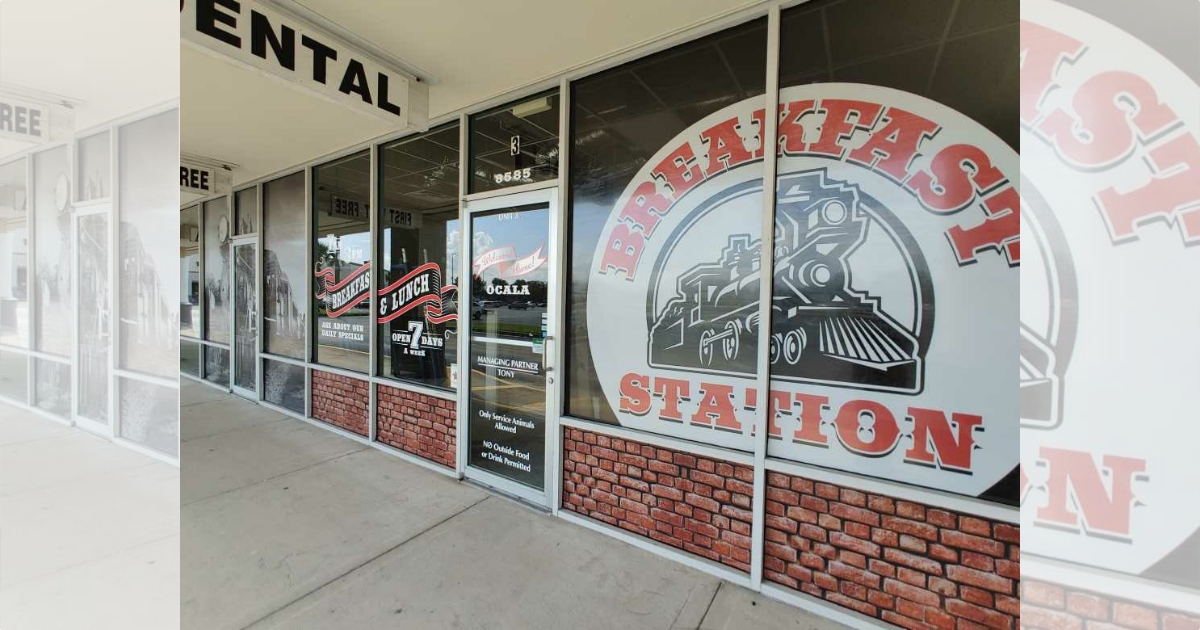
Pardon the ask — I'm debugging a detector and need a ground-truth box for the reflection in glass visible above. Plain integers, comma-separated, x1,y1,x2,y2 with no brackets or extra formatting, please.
33,146,71,357
204,345,229,387
119,109,179,377
469,91,559,194
0,350,27,403
77,131,111,201
78,213,109,424
312,151,370,372
234,187,258,235
180,206,200,338
263,172,306,359
34,358,70,418
466,205,550,490
0,159,28,348
233,243,257,392
566,19,767,424
119,377,179,457
263,359,304,414
180,339,201,377
377,123,460,390
204,197,231,344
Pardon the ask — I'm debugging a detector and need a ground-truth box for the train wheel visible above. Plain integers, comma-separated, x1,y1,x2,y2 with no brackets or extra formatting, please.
769,333,781,365
783,329,805,364
699,329,715,366
722,321,740,361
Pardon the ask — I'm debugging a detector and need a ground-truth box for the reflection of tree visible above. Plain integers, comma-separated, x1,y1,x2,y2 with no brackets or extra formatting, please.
264,249,304,351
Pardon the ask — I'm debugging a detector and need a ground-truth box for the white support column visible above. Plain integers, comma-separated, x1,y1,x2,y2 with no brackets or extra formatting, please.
368,143,379,442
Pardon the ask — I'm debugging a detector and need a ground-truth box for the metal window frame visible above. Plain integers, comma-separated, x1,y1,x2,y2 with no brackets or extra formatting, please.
0,100,182,465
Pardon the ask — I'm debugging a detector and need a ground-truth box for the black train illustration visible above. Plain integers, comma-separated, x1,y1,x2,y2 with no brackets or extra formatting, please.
648,169,923,393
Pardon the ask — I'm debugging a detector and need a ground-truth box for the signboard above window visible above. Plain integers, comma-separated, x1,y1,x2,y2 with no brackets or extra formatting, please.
181,0,429,129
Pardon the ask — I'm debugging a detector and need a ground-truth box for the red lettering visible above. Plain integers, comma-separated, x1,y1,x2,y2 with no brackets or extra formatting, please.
777,99,816,155
651,143,705,199
946,186,1020,265
690,384,742,432
904,408,983,472
653,377,689,423
834,399,900,456
1034,448,1146,539
808,99,883,158
1037,71,1179,168
616,181,671,238
598,224,645,280
701,117,754,177
847,107,940,182
1020,21,1085,125
906,143,1007,213
618,373,651,415
1096,133,1200,244
792,393,829,447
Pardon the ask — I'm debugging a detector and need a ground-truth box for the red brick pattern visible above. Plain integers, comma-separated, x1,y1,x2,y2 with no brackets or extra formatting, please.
763,471,1019,629
1022,580,1200,630
562,428,755,572
310,370,369,437
376,384,456,468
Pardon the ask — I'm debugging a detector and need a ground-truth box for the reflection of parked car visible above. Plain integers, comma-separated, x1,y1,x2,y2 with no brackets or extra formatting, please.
509,301,531,310
472,303,486,320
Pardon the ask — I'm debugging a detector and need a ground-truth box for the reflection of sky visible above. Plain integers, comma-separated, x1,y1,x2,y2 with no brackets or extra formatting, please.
472,208,549,283
319,231,370,265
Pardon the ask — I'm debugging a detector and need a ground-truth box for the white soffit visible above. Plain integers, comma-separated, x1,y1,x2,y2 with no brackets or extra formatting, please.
182,0,763,186
0,0,178,158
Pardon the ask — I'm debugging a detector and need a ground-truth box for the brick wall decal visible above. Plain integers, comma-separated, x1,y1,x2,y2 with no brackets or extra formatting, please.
1022,580,1200,630
310,370,369,437
376,384,456,469
763,470,1019,629
562,427,755,572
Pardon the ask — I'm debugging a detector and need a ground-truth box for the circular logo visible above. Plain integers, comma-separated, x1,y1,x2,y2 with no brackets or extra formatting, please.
588,83,1019,498
1021,0,1200,577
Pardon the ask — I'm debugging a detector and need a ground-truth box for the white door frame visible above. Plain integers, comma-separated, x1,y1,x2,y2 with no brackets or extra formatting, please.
457,185,560,508
72,204,111,437
230,235,259,400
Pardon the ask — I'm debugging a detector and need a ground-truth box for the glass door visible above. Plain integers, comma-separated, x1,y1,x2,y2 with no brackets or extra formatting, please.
461,188,558,506
231,239,258,399
75,209,110,434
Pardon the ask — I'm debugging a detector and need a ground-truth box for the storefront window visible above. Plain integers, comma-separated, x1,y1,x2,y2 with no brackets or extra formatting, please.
263,172,306,359
468,91,559,194
0,159,28,349
180,206,200,338
565,18,767,453
33,146,71,357
203,197,231,344
235,186,257,235
0,349,27,403
118,108,180,379
764,0,1018,504
263,358,304,414
77,131,111,201
377,123,460,390
312,150,371,373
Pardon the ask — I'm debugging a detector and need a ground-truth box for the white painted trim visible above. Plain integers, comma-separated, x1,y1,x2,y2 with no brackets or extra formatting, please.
371,377,456,402
370,439,461,480
760,583,893,630
259,352,307,368
111,436,181,467
558,510,753,588
1022,555,1200,616
559,416,755,467
749,4,782,592
0,394,73,426
111,369,179,390
0,346,71,362
764,457,1019,523
461,178,560,203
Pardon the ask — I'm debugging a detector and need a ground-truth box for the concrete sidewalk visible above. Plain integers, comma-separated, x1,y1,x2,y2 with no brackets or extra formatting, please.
0,403,180,630
181,380,848,630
